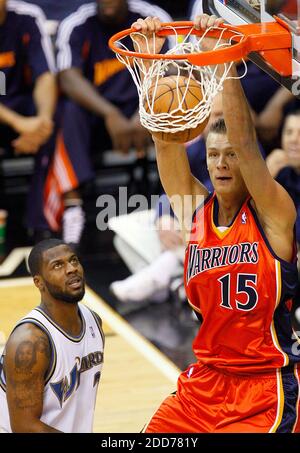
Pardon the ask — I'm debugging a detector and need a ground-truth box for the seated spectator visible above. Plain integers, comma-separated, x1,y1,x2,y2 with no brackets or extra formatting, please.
266,110,300,323
0,0,57,242
23,0,93,21
48,0,173,246
255,85,299,149
266,110,300,254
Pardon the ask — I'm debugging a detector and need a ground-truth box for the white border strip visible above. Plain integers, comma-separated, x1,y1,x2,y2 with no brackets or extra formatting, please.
0,277,180,384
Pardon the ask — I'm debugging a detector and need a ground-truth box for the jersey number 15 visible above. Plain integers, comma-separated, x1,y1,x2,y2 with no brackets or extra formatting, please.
218,273,258,311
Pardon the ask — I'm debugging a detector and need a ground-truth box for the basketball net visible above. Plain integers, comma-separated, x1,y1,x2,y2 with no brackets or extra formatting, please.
114,26,247,135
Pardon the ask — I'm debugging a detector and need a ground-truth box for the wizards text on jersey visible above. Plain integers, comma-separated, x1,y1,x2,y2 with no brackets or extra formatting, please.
186,241,259,283
50,351,103,407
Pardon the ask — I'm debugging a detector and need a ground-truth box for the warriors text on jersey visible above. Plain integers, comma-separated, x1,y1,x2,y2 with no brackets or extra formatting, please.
0,303,104,433
184,193,300,374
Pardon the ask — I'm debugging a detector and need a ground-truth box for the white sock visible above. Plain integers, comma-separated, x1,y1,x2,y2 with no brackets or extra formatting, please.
110,250,181,302
141,250,181,286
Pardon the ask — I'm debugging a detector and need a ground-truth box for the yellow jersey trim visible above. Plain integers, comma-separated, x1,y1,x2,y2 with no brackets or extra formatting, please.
269,368,284,432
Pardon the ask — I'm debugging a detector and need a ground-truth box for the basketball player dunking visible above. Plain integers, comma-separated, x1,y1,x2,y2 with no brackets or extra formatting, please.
0,239,104,433
132,15,300,432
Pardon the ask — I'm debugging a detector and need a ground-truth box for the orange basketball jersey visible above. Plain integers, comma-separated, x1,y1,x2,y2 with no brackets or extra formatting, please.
184,193,300,375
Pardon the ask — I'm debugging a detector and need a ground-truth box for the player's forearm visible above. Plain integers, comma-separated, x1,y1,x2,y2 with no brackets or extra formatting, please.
266,85,294,110
0,103,21,128
59,69,118,118
33,72,57,119
222,65,257,157
154,139,195,202
154,139,206,239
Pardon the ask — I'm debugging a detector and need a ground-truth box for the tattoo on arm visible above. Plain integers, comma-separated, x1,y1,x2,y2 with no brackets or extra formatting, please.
15,340,36,374
10,334,50,411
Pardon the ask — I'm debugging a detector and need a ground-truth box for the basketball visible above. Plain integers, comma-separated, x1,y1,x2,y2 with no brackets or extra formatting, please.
144,75,210,143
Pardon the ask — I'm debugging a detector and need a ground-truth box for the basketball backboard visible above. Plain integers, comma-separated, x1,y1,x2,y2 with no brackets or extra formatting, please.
192,0,300,97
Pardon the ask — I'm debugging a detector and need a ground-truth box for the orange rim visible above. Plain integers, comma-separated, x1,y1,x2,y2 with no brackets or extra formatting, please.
108,21,244,61
108,19,292,74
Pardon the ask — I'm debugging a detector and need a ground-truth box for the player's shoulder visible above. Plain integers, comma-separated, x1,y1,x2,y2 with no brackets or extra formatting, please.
5,321,50,357
81,306,104,343
78,303,102,326
6,0,46,25
88,308,103,328
57,2,97,36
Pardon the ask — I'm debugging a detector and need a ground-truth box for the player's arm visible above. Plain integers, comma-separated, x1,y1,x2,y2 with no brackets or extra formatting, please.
0,103,24,128
14,9,57,149
256,86,295,142
59,67,119,119
33,72,57,122
222,64,296,230
4,323,62,433
56,16,114,118
12,71,58,153
0,103,52,139
59,67,134,154
153,138,209,238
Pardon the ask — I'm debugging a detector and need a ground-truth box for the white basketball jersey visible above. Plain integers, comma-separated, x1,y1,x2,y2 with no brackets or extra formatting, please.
0,303,104,433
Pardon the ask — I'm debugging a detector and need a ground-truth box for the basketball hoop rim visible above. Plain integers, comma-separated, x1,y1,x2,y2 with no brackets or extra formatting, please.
108,18,292,69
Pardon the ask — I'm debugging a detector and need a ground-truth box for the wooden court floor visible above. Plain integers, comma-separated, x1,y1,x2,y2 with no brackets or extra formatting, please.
0,278,180,433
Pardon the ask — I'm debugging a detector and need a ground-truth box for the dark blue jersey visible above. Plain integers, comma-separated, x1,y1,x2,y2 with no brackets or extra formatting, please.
56,0,173,116
22,0,92,21
28,0,181,21
0,0,55,106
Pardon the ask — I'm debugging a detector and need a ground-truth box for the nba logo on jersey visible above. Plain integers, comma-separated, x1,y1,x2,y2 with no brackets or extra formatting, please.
241,211,247,224
187,366,194,378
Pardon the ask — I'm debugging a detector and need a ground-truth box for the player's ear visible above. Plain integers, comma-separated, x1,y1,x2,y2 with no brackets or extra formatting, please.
33,275,45,291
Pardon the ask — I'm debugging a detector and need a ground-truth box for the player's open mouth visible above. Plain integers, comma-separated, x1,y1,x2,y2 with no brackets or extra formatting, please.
67,276,82,289
216,177,232,181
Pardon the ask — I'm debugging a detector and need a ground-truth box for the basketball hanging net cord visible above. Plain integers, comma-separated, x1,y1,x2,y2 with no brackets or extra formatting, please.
109,24,247,135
